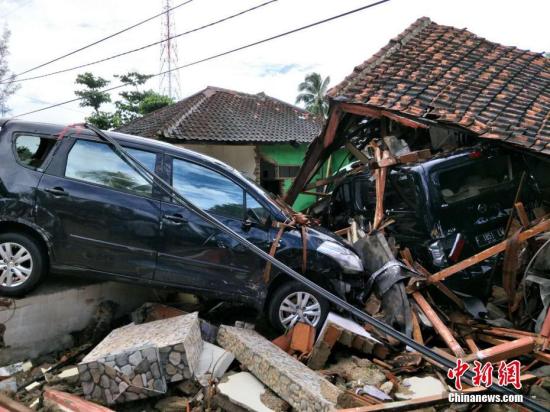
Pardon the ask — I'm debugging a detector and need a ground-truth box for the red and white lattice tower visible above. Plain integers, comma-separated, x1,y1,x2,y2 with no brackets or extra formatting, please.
159,0,181,100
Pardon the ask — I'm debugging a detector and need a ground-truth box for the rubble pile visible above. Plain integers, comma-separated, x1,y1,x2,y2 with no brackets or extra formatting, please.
0,285,547,412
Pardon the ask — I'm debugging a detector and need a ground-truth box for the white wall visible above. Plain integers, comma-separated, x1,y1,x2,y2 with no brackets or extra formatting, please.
181,144,258,181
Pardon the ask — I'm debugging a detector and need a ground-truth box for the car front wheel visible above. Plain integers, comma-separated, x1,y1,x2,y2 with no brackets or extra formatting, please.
0,233,46,297
267,280,329,332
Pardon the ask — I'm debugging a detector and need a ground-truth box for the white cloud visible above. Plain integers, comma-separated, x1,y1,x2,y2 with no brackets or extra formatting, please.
1,0,548,124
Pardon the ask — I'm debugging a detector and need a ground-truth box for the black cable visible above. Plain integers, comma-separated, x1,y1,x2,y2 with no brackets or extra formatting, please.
14,0,391,117
82,122,546,412
12,0,194,77
3,0,278,84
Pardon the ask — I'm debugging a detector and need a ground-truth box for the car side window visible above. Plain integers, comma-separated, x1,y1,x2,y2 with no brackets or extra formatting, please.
65,139,156,197
172,158,245,220
246,193,270,225
14,134,56,169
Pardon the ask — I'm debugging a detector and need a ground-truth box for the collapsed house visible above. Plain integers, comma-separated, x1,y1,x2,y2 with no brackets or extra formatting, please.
285,16,550,326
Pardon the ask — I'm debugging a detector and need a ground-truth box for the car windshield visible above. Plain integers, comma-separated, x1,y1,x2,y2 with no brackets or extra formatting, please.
437,155,512,204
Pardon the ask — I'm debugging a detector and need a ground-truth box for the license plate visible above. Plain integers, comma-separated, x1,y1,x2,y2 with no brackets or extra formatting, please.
475,227,505,248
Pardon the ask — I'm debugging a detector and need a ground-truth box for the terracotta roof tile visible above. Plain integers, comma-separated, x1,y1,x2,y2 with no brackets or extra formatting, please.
329,17,549,153
116,86,322,144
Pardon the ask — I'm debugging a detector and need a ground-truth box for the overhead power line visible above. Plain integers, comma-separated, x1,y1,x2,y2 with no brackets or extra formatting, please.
14,0,391,118
12,0,195,78
3,0,278,85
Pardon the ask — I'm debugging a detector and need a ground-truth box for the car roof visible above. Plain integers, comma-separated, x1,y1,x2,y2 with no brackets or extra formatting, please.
2,119,241,175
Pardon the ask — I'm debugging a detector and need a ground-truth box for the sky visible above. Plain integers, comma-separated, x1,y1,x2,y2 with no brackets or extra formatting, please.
1,0,549,124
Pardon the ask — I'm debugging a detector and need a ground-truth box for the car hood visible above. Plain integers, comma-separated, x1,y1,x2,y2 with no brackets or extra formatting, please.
282,223,356,252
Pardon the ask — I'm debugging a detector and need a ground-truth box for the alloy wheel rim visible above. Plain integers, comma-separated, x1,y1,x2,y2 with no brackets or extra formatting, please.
279,291,322,329
0,242,33,288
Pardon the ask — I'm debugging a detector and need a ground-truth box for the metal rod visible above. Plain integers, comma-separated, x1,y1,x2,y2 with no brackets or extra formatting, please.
82,124,544,412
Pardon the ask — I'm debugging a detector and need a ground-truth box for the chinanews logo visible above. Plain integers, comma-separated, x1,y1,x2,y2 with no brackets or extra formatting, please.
446,359,524,404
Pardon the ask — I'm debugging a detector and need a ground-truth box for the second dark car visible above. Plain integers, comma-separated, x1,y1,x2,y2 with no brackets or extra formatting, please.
0,120,366,331
321,146,541,298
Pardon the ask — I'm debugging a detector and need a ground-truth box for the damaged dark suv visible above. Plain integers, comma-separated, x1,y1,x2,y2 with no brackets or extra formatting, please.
0,120,365,331
324,146,539,298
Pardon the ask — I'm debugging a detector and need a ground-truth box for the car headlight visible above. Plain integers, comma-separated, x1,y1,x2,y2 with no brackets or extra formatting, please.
317,241,364,273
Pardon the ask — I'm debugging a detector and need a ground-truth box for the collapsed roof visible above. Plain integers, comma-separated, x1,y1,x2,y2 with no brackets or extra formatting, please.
116,86,323,144
331,17,550,151
286,17,550,203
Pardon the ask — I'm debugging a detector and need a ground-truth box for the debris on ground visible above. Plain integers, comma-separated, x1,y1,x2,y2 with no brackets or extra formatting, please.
1,217,548,411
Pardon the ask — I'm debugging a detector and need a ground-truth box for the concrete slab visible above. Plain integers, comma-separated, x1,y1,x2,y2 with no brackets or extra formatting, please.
308,312,381,370
217,325,342,412
79,313,203,404
196,341,234,384
217,372,281,412
0,276,166,365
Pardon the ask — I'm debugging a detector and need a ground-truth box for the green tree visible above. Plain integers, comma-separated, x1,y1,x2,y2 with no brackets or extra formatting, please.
75,71,173,129
295,72,330,118
0,28,20,116
75,72,111,112
115,72,173,124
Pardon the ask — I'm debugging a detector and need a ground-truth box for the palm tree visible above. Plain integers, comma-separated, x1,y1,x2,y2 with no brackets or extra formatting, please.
295,73,330,118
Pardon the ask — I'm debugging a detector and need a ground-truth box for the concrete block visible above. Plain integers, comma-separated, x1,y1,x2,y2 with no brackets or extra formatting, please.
196,342,234,384
290,322,315,354
217,325,341,411
78,345,166,404
81,312,202,403
309,313,381,370
218,372,289,412
0,276,166,365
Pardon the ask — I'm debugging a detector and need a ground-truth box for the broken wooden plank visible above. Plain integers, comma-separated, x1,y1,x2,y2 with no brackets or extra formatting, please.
304,175,341,191
428,219,550,284
44,389,115,412
476,334,509,346
412,292,466,358
464,334,480,354
411,309,424,345
340,103,382,119
533,350,550,364
324,105,343,148
412,261,466,310
515,202,530,228
475,327,536,340
541,306,550,350
302,190,332,197
0,394,33,412
345,142,370,164
502,229,522,313
464,337,536,363
400,249,466,310
373,149,390,230
334,227,351,236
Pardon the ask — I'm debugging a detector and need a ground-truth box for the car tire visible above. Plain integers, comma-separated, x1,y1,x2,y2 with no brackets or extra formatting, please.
0,232,46,297
267,280,329,332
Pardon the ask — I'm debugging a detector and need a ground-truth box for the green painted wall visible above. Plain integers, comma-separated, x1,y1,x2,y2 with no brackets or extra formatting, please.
258,144,351,212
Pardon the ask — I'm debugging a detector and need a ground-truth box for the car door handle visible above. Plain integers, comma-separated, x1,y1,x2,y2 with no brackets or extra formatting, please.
45,187,68,197
162,213,187,225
